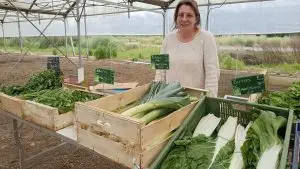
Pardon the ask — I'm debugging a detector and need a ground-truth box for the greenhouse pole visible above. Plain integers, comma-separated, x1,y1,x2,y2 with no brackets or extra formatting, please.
17,12,23,54
64,17,68,57
1,22,6,52
163,9,166,38
84,7,89,57
205,0,210,31
76,0,82,67
162,8,167,82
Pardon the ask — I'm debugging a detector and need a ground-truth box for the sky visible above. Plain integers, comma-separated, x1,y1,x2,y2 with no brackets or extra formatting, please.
0,0,299,37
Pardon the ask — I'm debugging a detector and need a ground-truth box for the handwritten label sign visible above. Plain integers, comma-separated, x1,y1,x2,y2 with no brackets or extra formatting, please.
231,74,265,96
78,67,84,84
95,68,115,84
47,56,60,74
151,54,169,70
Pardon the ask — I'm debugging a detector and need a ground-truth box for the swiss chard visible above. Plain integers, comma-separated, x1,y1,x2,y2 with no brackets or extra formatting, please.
241,110,287,169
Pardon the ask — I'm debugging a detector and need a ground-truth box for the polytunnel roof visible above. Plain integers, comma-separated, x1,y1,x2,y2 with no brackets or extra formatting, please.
0,0,273,23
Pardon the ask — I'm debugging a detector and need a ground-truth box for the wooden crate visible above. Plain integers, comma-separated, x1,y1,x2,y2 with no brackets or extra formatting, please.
63,83,88,91
23,90,104,131
0,93,24,118
23,101,74,131
75,83,207,168
248,70,299,103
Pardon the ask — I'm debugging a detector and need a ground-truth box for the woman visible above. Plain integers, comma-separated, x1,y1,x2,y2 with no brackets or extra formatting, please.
154,0,220,97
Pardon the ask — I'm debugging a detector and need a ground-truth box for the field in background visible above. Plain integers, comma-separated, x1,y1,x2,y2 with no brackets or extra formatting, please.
0,34,300,75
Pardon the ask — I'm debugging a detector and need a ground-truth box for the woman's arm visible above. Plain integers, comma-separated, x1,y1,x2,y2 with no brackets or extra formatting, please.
203,31,220,97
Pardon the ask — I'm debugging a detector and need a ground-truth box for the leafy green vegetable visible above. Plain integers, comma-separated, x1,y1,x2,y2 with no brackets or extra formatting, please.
22,69,63,94
209,140,235,169
241,110,287,169
258,82,300,118
1,69,62,96
1,85,25,96
71,90,101,102
22,88,101,114
160,134,216,169
33,88,74,114
160,146,190,169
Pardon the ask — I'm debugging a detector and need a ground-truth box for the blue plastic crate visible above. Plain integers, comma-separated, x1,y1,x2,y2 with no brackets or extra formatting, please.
292,121,300,169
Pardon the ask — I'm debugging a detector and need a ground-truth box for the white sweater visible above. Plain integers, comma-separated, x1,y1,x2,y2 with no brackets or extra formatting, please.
154,29,220,97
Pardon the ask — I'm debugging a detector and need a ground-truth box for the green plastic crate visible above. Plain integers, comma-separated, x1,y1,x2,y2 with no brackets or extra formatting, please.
149,96,294,169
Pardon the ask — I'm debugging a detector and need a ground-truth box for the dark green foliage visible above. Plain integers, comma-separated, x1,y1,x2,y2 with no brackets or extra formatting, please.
22,89,102,114
1,69,62,96
258,82,300,118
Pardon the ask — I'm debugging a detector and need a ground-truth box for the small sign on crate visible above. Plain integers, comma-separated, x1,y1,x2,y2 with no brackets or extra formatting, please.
151,54,169,70
47,56,60,74
292,121,300,169
231,74,266,96
94,68,115,84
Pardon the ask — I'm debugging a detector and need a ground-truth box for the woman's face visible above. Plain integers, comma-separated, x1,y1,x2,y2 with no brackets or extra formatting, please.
176,4,197,32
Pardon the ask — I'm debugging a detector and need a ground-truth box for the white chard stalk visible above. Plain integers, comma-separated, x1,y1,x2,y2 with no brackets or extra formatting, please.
192,113,221,137
256,144,282,169
229,122,252,169
209,116,238,167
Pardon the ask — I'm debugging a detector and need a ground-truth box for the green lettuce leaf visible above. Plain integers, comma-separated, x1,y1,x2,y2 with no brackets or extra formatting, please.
209,140,235,169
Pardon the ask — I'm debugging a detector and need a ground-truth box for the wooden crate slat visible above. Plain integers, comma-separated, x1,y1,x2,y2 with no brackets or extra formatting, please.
0,93,24,117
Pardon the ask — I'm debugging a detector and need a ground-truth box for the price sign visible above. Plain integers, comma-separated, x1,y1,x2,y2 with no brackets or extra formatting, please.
95,68,115,84
231,74,266,96
47,56,60,74
151,54,169,70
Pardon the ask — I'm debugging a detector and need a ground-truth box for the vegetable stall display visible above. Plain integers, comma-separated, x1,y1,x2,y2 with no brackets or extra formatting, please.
1,69,101,115
0,69,103,130
74,82,207,168
149,97,293,169
0,69,63,117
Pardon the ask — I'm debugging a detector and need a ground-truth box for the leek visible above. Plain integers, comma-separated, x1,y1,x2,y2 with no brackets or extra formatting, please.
121,96,190,117
139,108,173,124
132,111,148,119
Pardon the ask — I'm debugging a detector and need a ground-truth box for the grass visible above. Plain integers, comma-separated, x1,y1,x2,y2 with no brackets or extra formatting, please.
254,63,300,74
216,35,294,48
117,47,160,61
1,35,300,75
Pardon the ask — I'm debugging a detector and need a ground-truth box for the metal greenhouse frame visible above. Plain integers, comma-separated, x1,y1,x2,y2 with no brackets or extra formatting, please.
0,0,273,69
0,1,275,168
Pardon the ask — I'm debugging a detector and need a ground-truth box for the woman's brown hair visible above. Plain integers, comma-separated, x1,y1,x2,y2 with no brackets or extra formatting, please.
173,0,201,29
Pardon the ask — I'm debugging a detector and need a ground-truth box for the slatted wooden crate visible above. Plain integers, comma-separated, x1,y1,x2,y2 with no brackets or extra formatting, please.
0,92,24,118
75,83,208,168
23,89,104,131
23,101,74,131
63,83,88,91
248,70,299,103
